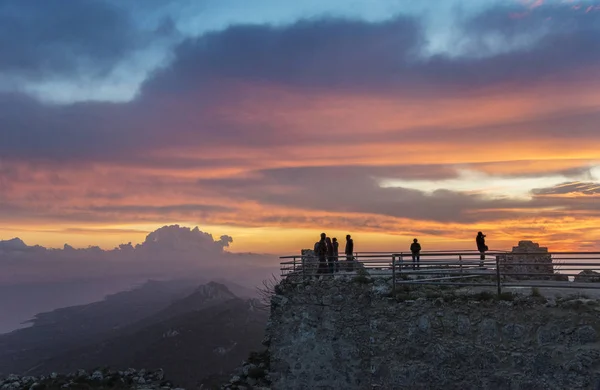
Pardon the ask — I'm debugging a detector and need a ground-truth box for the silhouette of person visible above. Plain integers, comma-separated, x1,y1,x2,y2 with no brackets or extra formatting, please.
410,238,421,270
332,237,339,272
326,237,335,274
345,234,354,271
316,233,328,275
476,231,487,267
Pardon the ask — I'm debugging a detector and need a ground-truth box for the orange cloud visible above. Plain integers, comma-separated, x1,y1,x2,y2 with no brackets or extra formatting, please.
3,68,600,254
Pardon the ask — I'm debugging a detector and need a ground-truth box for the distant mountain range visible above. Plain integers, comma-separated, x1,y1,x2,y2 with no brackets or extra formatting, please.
0,279,268,389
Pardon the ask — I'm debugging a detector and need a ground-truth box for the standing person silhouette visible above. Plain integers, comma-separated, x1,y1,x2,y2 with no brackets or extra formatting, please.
476,231,487,268
326,237,334,274
332,237,339,272
345,234,354,271
410,238,421,270
316,233,328,276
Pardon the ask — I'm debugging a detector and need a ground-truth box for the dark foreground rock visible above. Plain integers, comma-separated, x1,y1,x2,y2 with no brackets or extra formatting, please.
574,269,600,283
0,368,183,390
221,351,272,390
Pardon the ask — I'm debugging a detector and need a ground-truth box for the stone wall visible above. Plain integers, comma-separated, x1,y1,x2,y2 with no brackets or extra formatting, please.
497,240,563,280
299,249,319,276
266,278,600,390
575,270,600,283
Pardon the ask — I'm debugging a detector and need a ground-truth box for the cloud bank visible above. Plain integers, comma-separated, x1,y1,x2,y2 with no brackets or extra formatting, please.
0,224,276,334
0,225,276,286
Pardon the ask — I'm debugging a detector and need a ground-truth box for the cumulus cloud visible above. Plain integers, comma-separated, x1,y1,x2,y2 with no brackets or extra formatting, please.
0,224,276,334
142,225,233,252
0,225,277,286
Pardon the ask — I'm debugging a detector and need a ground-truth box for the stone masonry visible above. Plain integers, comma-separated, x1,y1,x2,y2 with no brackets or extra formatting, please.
300,249,319,276
266,277,600,390
497,240,561,280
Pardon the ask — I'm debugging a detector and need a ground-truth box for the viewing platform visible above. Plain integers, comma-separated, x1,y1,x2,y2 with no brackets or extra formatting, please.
279,241,600,296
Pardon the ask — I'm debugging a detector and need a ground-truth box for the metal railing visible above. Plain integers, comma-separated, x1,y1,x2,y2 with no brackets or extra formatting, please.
279,250,600,295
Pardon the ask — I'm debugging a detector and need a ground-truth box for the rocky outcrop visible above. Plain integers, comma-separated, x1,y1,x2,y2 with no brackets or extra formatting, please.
0,368,181,389
221,351,272,390
497,240,567,280
266,277,600,390
575,270,600,283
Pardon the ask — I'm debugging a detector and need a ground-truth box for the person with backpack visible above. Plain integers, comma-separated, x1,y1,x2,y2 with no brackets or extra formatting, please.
476,231,488,268
410,238,421,270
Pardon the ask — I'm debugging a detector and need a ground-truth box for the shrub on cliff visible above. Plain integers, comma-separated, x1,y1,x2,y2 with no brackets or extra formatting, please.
352,268,372,284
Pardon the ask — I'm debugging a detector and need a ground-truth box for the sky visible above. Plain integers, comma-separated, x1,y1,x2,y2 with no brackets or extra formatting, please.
2,0,600,254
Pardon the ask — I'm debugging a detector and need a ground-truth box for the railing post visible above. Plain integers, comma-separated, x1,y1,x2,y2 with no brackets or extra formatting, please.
399,253,403,273
392,254,396,292
293,257,296,273
459,255,463,273
495,255,502,296
302,255,306,281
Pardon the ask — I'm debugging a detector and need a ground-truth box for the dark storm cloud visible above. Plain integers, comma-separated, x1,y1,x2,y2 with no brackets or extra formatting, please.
143,17,422,94
145,6,600,95
0,0,152,79
1,7,600,162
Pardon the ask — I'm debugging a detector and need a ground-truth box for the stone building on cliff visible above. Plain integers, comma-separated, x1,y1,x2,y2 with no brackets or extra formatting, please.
496,240,565,280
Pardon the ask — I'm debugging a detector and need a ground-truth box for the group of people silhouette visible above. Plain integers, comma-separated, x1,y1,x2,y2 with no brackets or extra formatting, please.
313,231,488,273
313,233,353,274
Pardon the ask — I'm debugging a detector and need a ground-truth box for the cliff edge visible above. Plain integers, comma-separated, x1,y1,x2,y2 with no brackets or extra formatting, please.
263,277,600,390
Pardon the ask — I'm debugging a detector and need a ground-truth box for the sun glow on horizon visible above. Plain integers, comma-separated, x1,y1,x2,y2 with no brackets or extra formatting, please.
378,165,600,200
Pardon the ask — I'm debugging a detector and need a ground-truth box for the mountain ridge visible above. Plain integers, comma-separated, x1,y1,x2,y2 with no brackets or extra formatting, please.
0,279,268,389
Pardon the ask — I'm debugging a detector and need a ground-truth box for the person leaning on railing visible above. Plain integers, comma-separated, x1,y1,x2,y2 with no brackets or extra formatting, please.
410,238,421,270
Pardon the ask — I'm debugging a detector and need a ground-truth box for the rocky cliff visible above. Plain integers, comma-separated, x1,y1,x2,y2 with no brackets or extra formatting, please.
263,277,600,390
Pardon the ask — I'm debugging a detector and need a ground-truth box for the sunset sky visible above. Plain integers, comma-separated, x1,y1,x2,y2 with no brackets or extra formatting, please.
2,0,600,254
